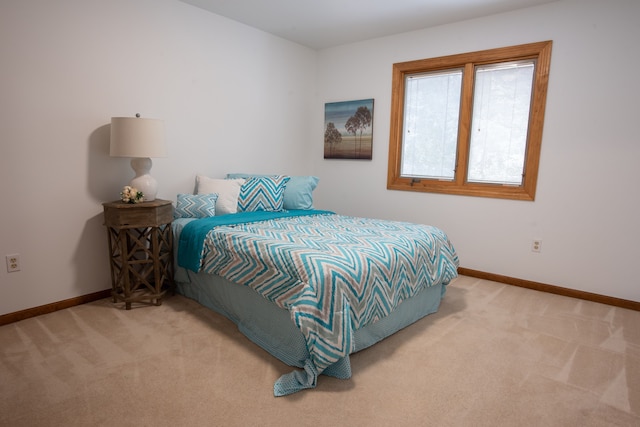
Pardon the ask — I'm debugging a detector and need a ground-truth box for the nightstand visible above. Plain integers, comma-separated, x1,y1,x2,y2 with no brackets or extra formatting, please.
103,199,174,310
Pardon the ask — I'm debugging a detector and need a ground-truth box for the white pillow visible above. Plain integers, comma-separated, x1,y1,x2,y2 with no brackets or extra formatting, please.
196,175,245,215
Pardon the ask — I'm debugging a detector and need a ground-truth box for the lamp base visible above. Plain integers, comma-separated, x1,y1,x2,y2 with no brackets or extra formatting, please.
130,157,158,201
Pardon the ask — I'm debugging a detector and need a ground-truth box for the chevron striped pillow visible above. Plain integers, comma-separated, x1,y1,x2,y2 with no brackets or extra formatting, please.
237,176,290,212
175,193,219,218
226,173,319,210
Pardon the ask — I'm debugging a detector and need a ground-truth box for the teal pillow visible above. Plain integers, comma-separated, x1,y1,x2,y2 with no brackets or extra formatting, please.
227,173,319,210
237,176,290,212
175,193,218,218
281,176,319,210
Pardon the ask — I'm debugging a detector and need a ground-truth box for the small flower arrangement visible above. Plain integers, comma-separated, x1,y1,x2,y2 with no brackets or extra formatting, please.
120,186,144,204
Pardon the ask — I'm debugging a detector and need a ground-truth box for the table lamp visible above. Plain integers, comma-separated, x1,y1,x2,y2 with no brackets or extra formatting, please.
110,114,166,201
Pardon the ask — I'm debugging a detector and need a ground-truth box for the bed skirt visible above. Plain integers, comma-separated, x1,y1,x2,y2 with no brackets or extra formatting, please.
175,265,446,395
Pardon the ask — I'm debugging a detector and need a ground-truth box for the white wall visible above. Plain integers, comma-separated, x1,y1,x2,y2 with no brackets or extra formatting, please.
313,0,640,302
0,0,316,315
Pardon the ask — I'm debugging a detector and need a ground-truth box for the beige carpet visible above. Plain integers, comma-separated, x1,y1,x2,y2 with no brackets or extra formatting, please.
1,275,639,426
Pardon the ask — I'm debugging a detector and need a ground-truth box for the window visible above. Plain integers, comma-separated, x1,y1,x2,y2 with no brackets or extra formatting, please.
387,41,552,200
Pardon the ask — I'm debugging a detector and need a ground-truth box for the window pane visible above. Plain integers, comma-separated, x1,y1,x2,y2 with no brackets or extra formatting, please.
401,69,462,180
467,61,535,185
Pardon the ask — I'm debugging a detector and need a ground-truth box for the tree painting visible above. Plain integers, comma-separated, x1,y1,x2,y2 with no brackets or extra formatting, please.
324,99,374,159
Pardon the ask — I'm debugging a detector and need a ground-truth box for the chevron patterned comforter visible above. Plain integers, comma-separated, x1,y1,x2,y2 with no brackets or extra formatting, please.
178,210,459,395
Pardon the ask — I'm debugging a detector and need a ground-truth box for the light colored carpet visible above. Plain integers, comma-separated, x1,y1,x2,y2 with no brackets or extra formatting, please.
1,275,639,426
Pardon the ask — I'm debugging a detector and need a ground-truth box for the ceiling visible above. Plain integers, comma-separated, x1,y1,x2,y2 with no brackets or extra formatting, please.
181,0,557,49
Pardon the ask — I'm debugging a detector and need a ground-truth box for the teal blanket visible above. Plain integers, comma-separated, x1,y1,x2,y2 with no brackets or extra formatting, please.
178,209,335,272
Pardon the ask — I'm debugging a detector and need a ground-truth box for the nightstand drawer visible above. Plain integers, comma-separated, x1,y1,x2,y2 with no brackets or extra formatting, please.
103,199,173,228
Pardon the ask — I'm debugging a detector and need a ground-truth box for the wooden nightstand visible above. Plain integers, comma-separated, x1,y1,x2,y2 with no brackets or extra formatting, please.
103,199,174,310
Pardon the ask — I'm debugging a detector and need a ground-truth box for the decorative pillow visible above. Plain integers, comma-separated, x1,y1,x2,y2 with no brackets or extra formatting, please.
196,175,245,215
281,175,319,210
226,173,319,210
175,193,218,218
237,175,290,212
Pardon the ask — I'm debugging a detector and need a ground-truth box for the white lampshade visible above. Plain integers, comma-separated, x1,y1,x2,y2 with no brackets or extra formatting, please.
110,116,166,158
110,115,167,201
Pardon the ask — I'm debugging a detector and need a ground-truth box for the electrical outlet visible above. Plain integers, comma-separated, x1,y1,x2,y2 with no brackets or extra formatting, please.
531,240,542,253
6,254,20,272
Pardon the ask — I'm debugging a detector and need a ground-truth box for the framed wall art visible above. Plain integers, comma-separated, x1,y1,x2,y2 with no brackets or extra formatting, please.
324,98,374,160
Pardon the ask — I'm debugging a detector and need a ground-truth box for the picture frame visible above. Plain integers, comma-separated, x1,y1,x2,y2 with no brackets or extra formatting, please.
324,98,374,160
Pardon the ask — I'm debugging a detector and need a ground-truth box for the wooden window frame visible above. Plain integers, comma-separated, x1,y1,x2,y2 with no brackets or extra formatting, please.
387,41,552,201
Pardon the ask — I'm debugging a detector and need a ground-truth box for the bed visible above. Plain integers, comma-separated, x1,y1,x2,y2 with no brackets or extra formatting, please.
171,175,459,396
